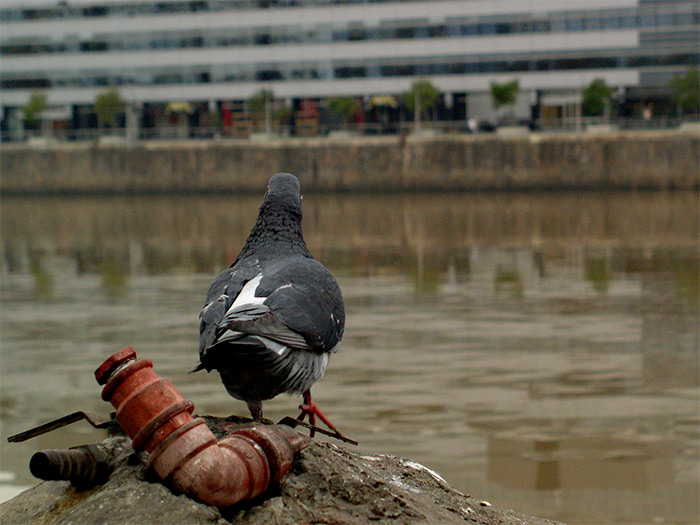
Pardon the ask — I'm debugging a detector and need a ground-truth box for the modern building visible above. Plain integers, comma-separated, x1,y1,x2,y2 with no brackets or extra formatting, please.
1,0,698,138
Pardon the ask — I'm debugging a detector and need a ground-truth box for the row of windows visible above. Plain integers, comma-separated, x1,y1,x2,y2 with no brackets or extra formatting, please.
2,5,699,56
3,52,697,90
0,1,405,22
640,29,700,45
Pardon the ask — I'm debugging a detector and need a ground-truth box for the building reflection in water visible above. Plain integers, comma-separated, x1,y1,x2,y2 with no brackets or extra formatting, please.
488,431,673,491
1,191,698,523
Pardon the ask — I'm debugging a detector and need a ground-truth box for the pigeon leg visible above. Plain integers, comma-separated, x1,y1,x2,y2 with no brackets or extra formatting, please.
297,390,340,438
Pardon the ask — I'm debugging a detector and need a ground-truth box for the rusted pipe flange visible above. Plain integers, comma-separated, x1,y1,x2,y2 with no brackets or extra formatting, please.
131,400,195,452
147,418,216,480
100,358,154,403
95,346,137,385
234,425,307,484
217,435,271,500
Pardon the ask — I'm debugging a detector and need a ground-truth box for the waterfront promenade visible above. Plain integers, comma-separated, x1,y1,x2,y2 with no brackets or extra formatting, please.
1,129,698,195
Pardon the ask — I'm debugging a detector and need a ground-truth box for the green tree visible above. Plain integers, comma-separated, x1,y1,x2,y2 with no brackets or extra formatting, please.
249,89,274,134
670,67,700,116
581,78,614,117
327,96,363,125
402,79,440,128
94,87,125,129
490,79,519,109
249,89,274,115
23,91,47,128
273,103,293,131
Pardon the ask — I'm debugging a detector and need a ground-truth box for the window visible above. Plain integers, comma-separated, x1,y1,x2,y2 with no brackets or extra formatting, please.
82,6,107,17
79,41,108,52
347,25,366,41
256,69,283,81
334,66,367,78
495,23,511,34
395,27,416,39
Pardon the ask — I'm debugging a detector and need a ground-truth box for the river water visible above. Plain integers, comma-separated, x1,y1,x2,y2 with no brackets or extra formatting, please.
1,191,698,524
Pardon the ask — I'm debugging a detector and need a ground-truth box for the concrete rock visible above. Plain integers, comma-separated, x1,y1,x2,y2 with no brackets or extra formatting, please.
1,417,560,524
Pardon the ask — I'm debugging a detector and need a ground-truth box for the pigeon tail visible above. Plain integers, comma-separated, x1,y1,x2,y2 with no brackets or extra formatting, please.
190,362,207,373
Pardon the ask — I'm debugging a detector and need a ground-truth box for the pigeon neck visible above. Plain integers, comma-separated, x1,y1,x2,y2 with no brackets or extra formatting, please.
240,205,310,259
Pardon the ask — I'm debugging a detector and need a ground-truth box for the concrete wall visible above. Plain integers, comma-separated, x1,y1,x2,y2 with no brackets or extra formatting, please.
1,130,698,195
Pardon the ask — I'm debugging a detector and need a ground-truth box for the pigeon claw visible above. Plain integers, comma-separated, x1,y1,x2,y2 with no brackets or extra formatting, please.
290,390,355,445
297,391,333,436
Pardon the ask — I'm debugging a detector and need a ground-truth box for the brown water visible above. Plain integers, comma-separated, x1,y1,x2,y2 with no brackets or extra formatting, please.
1,191,698,524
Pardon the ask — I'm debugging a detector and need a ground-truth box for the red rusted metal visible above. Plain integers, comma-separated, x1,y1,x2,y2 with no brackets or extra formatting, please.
94,345,136,385
95,347,308,507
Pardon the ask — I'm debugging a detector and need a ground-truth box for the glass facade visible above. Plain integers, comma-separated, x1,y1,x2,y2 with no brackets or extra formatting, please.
0,0,698,136
3,5,699,57
4,51,698,91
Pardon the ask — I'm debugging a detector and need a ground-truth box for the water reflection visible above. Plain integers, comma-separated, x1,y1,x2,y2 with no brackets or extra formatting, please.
1,192,698,279
1,191,698,524
488,431,672,491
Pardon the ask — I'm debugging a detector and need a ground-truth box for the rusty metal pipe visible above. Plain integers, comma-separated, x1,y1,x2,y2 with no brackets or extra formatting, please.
95,347,308,507
29,444,112,488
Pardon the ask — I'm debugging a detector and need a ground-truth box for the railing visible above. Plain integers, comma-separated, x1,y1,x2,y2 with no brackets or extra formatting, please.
534,115,695,133
2,116,697,144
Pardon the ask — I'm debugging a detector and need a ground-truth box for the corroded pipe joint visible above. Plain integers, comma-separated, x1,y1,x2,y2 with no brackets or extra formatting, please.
159,423,273,506
94,347,310,508
96,347,195,453
234,424,307,484
30,444,112,488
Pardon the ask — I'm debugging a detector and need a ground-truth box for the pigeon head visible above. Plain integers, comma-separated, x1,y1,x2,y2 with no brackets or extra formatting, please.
261,172,303,220
265,172,302,208
238,173,309,259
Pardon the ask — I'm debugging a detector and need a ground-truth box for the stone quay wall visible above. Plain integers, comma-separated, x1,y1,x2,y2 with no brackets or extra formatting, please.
1,130,698,195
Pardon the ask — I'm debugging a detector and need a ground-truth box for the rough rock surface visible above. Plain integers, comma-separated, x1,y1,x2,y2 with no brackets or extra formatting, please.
1,416,560,524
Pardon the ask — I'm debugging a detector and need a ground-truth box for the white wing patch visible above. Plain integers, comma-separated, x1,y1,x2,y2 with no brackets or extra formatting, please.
258,336,289,356
217,330,289,357
227,273,264,314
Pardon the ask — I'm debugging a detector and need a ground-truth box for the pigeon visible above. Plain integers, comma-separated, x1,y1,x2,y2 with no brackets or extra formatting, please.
194,172,346,437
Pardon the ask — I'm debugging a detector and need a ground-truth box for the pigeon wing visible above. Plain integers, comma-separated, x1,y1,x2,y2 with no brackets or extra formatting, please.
198,260,260,358
259,257,345,354
217,303,312,350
